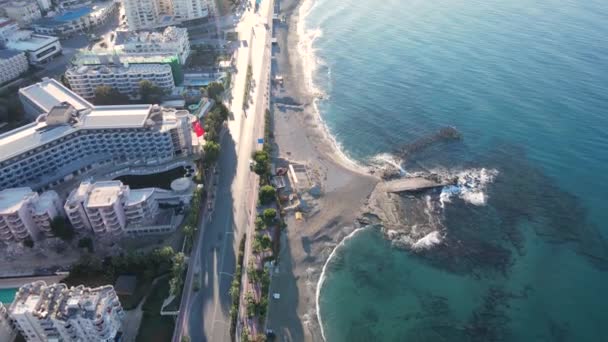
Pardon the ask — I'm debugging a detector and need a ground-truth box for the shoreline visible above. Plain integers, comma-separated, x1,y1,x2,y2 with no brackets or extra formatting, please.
266,0,379,340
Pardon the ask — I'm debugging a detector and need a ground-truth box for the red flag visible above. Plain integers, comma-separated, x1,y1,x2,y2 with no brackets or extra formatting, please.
192,121,205,137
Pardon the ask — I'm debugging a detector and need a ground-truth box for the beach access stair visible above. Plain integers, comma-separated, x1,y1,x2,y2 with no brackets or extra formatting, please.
383,177,454,193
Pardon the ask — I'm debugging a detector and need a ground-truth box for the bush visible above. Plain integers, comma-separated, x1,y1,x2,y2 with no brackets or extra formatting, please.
259,185,276,205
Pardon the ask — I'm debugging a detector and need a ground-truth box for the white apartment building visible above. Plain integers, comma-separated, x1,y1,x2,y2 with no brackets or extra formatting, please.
0,18,20,43
64,180,161,236
1,78,195,191
123,0,208,30
0,303,16,342
9,281,123,342
3,1,42,26
65,63,175,99
111,26,191,64
6,30,62,64
0,188,63,242
0,50,29,85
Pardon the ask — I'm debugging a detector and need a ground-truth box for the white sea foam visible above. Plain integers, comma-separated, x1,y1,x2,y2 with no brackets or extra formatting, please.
370,153,406,175
412,230,443,250
439,168,498,206
296,0,369,174
316,227,368,342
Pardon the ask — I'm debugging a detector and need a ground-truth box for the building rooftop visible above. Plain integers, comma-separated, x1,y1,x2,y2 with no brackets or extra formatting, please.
10,281,119,322
33,191,59,215
85,181,126,208
0,187,33,215
83,105,153,128
5,31,58,51
19,78,93,113
67,63,172,76
126,188,155,206
74,52,179,66
114,26,186,46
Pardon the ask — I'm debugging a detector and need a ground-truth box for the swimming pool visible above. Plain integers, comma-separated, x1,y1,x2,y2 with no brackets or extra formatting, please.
0,288,17,304
55,6,93,22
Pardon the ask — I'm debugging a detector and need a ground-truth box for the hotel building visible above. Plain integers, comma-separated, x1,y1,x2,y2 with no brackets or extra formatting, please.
0,78,194,192
65,63,175,99
0,188,63,242
9,281,123,342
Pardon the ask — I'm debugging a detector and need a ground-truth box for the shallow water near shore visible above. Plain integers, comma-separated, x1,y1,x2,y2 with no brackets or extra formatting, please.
305,0,608,340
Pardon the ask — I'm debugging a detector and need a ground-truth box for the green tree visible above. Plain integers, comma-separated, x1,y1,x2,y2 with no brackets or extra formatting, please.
139,80,165,104
252,150,271,176
245,291,256,318
77,237,94,252
206,82,225,100
252,234,272,254
183,224,195,238
254,216,265,231
203,141,221,164
259,185,276,205
263,208,277,225
94,86,130,105
50,217,75,241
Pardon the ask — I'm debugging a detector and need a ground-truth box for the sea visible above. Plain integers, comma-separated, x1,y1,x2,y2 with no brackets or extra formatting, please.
301,0,608,341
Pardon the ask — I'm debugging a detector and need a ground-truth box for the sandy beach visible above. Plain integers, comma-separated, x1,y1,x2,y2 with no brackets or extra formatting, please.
266,0,379,340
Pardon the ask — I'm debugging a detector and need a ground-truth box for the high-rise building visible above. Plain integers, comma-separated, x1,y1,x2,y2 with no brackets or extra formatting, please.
0,188,63,242
9,281,123,342
123,0,208,30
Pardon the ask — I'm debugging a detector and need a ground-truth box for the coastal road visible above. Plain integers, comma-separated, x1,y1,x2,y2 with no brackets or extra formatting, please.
172,0,275,341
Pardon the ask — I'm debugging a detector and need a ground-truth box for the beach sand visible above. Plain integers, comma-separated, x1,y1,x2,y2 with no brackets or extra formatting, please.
266,0,379,340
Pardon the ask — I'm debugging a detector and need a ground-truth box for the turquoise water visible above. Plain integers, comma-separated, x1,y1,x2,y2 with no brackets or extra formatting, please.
0,288,17,304
307,0,608,340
